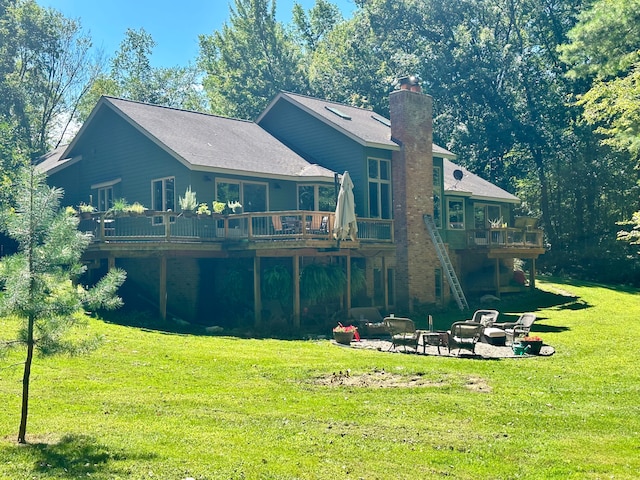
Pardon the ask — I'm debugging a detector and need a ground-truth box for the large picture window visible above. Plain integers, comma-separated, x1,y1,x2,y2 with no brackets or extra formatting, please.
298,184,336,211
216,179,268,213
447,198,465,230
368,158,391,218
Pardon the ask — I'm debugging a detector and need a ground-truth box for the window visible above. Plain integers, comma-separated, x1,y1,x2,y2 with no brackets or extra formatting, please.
91,178,121,212
474,204,502,229
242,182,267,213
297,184,336,211
447,198,465,229
433,166,442,228
216,180,240,204
216,179,268,213
152,177,175,224
368,158,391,218
298,185,314,210
98,186,113,212
435,268,443,301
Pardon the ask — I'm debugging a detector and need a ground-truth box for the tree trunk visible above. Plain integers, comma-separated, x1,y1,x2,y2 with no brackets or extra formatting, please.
532,145,558,250
18,314,34,444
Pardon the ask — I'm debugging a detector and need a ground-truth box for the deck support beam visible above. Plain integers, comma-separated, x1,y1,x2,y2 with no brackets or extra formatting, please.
382,256,389,312
293,255,300,329
254,256,261,327
495,257,501,298
159,255,167,322
530,258,536,290
345,253,351,316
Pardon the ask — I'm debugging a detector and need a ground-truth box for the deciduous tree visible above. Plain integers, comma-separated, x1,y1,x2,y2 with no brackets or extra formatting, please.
198,0,306,119
78,28,206,120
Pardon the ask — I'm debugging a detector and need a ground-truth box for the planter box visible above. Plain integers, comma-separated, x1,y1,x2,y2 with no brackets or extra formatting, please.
513,340,543,355
520,340,543,355
333,331,355,345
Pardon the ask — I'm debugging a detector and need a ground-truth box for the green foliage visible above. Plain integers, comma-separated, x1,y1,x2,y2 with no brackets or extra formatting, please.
1,0,102,156
350,262,366,296
0,167,125,443
198,0,306,119
300,262,346,303
178,186,197,212
0,279,639,477
78,202,95,213
107,198,128,216
124,202,146,215
196,203,211,215
78,28,206,120
292,0,343,51
618,210,640,246
560,0,640,81
261,264,292,301
579,67,640,157
212,201,226,214
561,0,640,161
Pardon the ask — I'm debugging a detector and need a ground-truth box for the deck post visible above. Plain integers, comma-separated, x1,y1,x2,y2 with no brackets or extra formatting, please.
530,258,537,290
293,255,300,329
346,253,352,316
382,256,389,311
254,256,261,327
159,255,167,322
495,258,501,298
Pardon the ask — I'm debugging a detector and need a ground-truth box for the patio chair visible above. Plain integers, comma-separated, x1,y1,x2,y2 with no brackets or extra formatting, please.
272,215,284,234
307,214,329,234
494,312,537,343
470,309,506,345
272,215,296,234
447,321,484,355
470,309,500,327
383,317,420,352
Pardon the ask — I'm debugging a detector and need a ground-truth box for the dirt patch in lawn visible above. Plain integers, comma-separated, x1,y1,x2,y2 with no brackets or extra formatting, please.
314,369,491,392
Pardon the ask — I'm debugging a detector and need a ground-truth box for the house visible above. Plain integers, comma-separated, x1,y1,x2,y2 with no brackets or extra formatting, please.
38,81,544,328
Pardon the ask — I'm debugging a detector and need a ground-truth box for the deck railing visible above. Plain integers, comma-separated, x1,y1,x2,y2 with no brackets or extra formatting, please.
80,210,394,244
468,227,544,249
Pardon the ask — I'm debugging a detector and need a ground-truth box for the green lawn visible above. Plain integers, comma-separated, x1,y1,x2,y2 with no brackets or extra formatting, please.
1,278,639,479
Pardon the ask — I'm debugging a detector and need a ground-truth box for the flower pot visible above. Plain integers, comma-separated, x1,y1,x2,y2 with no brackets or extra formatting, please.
520,339,543,355
333,331,354,345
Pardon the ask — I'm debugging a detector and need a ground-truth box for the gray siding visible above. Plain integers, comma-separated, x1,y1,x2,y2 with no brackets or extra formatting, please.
51,107,191,210
259,101,380,217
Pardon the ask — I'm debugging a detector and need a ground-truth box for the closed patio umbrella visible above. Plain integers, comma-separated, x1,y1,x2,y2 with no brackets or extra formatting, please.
333,171,358,241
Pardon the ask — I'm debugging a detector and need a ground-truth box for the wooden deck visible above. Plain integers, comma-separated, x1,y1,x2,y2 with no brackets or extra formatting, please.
80,210,394,249
467,227,545,258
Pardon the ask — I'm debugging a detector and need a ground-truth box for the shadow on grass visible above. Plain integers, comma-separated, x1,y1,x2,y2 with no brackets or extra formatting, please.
4,434,155,479
99,281,592,340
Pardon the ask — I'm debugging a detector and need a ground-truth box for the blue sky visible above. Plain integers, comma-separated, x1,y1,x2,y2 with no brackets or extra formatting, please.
40,0,356,68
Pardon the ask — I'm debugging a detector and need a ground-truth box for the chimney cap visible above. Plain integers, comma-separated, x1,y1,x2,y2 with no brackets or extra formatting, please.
396,75,422,92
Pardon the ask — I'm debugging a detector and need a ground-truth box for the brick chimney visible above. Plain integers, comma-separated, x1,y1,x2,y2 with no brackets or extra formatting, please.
390,76,437,312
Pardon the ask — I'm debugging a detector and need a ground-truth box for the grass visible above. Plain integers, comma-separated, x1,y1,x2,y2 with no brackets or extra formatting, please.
1,277,639,479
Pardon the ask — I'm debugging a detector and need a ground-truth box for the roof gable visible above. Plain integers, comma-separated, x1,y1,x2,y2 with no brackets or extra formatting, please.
259,91,456,158
46,96,336,182
443,159,519,204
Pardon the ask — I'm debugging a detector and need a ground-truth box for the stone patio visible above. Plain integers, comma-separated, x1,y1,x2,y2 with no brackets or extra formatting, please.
337,337,555,359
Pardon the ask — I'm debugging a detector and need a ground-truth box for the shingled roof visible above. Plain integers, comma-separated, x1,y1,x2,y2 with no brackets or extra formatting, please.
443,159,519,203
259,91,456,158
261,92,518,203
46,96,336,181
